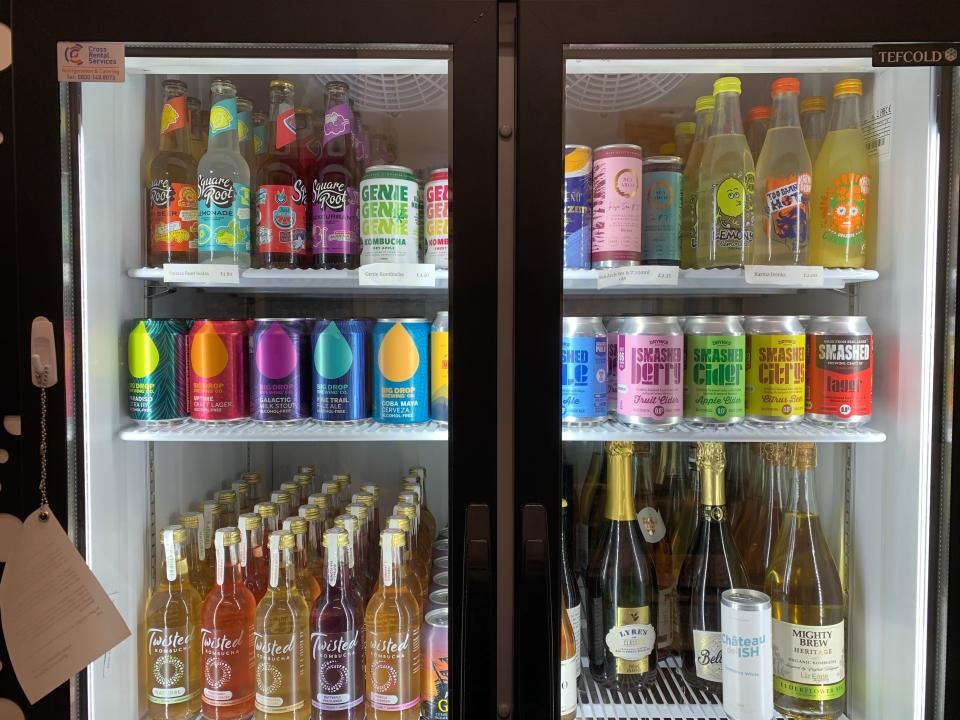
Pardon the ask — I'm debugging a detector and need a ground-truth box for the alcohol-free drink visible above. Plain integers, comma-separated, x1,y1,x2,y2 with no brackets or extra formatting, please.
238,96,257,201
253,111,267,164
592,144,643,267
188,96,205,164
746,105,771,162
296,107,320,183
680,96,715,268
431,539,448,562
563,145,592,269
421,608,449,720
800,96,827,163
561,316,607,425
430,571,448,592
128,318,190,424
806,316,873,425
720,589,773,720
431,311,449,424
424,169,449,269
684,316,746,424
641,156,682,266
605,317,625,414
251,319,309,423
188,320,248,422
674,122,696,166
744,316,805,424
373,319,430,424
425,589,448,616
360,166,422,265
311,319,371,424
616,316,683,425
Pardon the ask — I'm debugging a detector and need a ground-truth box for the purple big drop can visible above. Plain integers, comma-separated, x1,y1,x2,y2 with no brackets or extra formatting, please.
250,319,310,423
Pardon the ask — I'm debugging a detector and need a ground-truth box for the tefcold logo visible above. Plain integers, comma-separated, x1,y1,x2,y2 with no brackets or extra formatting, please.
199,177,235,208
873,44,960,66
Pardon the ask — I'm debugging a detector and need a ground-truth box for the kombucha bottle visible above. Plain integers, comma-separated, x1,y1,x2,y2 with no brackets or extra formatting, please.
393,503,429,595
345,503,374,588
385,515,426,614
256,502,281,546
239,512,269,603
181,511,214,600
335,514,368,607
283,517,323,607
202,501,224,575
298,503,327,582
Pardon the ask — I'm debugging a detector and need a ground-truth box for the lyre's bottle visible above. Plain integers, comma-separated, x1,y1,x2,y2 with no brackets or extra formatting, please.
735,442,787,589
586,441,659,690
201,527,256,719
559,597,578,720
181,511,214,600
145,525,202,719
283,517,322,608
239,512,269,603
560,498,582,675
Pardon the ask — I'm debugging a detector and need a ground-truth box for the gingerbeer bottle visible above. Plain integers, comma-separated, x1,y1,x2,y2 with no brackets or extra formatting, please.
239,513,269,603
283,517,323,608
365,528,422,720
255,530,311,719
202,528,257,719
145,525,203,719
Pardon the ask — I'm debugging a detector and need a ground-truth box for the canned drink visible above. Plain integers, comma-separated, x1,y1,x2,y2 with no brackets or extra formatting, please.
641,155,682,266
431,538,449,561
311,319,371,423
188,320,249,422
373,318,430,424
425,587,448,615
430,570,449,592
561,317,608,425
127,318,190,424
250,319,309,423
422,608,449,720
437,526,449,540
431,311,449,424
605,317,625,414
617,316,684,425
424,168,449,269
683,316,746,424
434,555,449,572
721,589,773,720
360,165,422,265
805,316,873,425
563,145,592,269
591,144,643,268
744,316,805,424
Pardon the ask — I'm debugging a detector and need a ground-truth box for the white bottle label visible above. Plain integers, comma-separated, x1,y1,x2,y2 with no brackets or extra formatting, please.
605,606,656,675
383,551,394,587
559,654,578,715
772,619,845,701
162,529,177,582
566,603,582,677
239,530,248,568
636,507,667,543
693,629,723,682
214,534,225,586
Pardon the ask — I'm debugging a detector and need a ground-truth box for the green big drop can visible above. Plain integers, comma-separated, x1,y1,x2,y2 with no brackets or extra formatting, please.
127,318,191,424
683,315,745,424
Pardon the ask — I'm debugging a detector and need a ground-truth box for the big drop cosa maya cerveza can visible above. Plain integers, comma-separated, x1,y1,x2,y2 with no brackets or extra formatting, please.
127,318,190,424
373,318,430,424
188,319,249,422
249,319,310,423
311,319,371,423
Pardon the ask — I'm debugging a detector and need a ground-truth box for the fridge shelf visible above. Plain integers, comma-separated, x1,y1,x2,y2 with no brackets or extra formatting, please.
119,419,448,442
562,420,885,443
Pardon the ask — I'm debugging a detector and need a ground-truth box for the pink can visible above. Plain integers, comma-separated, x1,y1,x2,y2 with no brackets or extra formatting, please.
616,316,683,425
188,319,249,422
591,144,643,267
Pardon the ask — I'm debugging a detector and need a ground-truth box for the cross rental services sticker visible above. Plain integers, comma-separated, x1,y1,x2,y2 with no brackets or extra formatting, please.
57,42,125,82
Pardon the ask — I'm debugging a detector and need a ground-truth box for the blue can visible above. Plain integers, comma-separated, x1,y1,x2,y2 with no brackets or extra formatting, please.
373,318,430,424
561,316,607,425
250,319,310,423
311,319,371,423
563,145,592,269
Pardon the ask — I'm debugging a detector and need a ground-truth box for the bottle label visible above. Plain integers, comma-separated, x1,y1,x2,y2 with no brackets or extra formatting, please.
641,169,682,263
560,653,578,714
311,176,361,255
202,626,254,707
561,335,608,420
657,587,674,649
160,95,188,135
617,333,683,421
239,531,248,567
147,626,200,704
255,630,308,713
254,125,267,155
276,104,296,149
772,619,845,701
209,98,238,138
806,333,873,419
198,177,251,254
605,606,655,674
238,110,252,143
764,174,811,250
322,103,354,146
311,629,364,711
711,172,755,248
215,534,225,585
746,334,806,420
424,177,450,268
366,629,421,711
816,173,869,253
566,603,582,677
636,507,667,543
149,181,198,253
256,183,308,255
692,629,723,682
684,334,746,420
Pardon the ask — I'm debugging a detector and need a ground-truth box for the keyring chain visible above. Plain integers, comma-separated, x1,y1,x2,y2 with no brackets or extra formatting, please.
36,365,49,519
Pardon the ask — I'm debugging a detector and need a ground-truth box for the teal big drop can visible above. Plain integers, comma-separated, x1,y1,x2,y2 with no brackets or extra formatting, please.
127,318,191,423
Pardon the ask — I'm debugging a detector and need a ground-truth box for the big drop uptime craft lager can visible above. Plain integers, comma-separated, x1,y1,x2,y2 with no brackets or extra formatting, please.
311,319,371,424
373,318,430,424
360,165,422,265
250,319,310,423
562,317,608,425
188,319,249,422
617,316,684,426
805,316,873,425
683,316,746,424
128,318,190,424
744,316,805,424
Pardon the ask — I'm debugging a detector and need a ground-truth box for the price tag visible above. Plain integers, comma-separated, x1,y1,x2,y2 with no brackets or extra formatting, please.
596,266,679,289
162,263,240,285
744,265,824,287
358,263,436,287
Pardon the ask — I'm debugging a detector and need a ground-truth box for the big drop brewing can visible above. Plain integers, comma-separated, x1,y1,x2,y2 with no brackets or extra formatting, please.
431,311,449,424
422,608,449,720
605,317,625,414
641,155,683,266
591,144,643,268
563,145,592,269
806,316,873,425
617,316,684,426
561,317,607,425
424,168,449,269
721,589,773,720
360,165,422,265
127,318,190,424
683,316,745,424
373,318,430,424
188,320,249,422
250,319,309,423
311,319,370,423
745,316,805,424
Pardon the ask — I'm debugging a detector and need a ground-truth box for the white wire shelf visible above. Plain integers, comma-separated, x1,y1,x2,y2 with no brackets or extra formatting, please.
119,419,448,442
562,420,885,443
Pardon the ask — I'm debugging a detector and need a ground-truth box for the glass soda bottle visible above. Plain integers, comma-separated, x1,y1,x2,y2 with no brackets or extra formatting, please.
201,527,257,720
674,121,696,167
385,515,425,614
311,527,365,719
335,514,369,607
311,81,361,270
365,528,422,720
296,107,320,184
145,525,203,719
188,96,205,164
752,77,813,266
809,79,871,268
299,504,327,582
347,503,376,591
148,79,198,267
238,96,257,199
697,77,755,268
181,511,214,600
197,79,251,268
679,97,714,269
255,530,310,719
746,105,771,162
253,111,268,170
283,517,323,607
800,96,828,164
240,512,269,603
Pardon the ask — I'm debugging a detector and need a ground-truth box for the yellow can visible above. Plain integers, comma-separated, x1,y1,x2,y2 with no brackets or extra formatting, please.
745,317,805,423
431,311,449,424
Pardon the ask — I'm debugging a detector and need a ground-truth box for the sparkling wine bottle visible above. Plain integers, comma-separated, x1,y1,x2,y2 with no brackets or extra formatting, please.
560,497,583,676
559,597,578,720
734,442,787,589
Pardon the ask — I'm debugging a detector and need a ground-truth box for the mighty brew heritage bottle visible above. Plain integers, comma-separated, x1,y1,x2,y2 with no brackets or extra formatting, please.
676,442,748,696
586,441,659,690
734,443,787,589
560,498,583,675
239,512,269,603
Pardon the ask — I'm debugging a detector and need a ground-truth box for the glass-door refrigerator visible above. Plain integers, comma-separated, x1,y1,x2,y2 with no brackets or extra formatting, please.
514,4,957,719
5,2,498,718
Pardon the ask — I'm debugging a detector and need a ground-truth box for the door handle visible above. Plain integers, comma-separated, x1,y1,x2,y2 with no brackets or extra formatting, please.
518,503,555,720
460,503,494,720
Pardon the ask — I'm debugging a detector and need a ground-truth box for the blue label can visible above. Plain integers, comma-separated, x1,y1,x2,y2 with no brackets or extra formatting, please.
561,317,608,425
311,319,371,423
250,319,310,423
374,318,430,424
641,156,683,265
563,145,592,269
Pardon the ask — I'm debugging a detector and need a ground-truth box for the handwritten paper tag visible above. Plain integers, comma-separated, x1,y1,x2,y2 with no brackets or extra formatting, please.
0,509,130,703
596,266,679,289
744,265,824,287
56,42,125,83
358,263,436,287
163,263,240,285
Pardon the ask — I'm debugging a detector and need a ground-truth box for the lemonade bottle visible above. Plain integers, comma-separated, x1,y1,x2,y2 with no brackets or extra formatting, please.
697,77,755,268
800,96,828,163
679,95,714,268
809,79,870,268
746,105,771,162
752,77,812,265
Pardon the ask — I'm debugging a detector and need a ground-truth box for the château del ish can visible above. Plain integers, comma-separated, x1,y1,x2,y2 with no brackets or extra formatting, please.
721,589,773,720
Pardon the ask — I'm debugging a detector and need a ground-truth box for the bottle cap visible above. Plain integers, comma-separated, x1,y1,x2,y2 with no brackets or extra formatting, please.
748,105,772,121
308,493,329,508
382,528,406,549
283,517,308,535
216,527,242,546
162,79,188,94
695,95,715,113
333,473,352,485
323,527,349,549
658,142,677,155
179,511,201,529
299,504,321,521
771,77,800,96
833,78,863,97
387,515,411,532
800,96,828,113
674,121,696,137
346,503,369,521
271,530,296,551
256,502,279,518
270,79,295,91
713,76,742,96
238,513,262,530
216,490,237,504
272,491,292,503
163,525,188,544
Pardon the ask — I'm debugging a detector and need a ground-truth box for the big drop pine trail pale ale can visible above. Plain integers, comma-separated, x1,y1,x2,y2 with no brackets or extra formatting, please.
128,318,190,424
805,316,873,425
311,319,371,424
683,316,746,424
250,319,310,423
373,318,430,424
562,317,608,426
744,316,805,424
188,319,249,422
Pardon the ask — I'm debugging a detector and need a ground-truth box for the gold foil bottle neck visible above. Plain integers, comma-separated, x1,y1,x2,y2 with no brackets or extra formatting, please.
761,442,789,464
606,440,635,459
604,441,637,521
696,442,726,472
793,442,817,469
697,442,727,507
